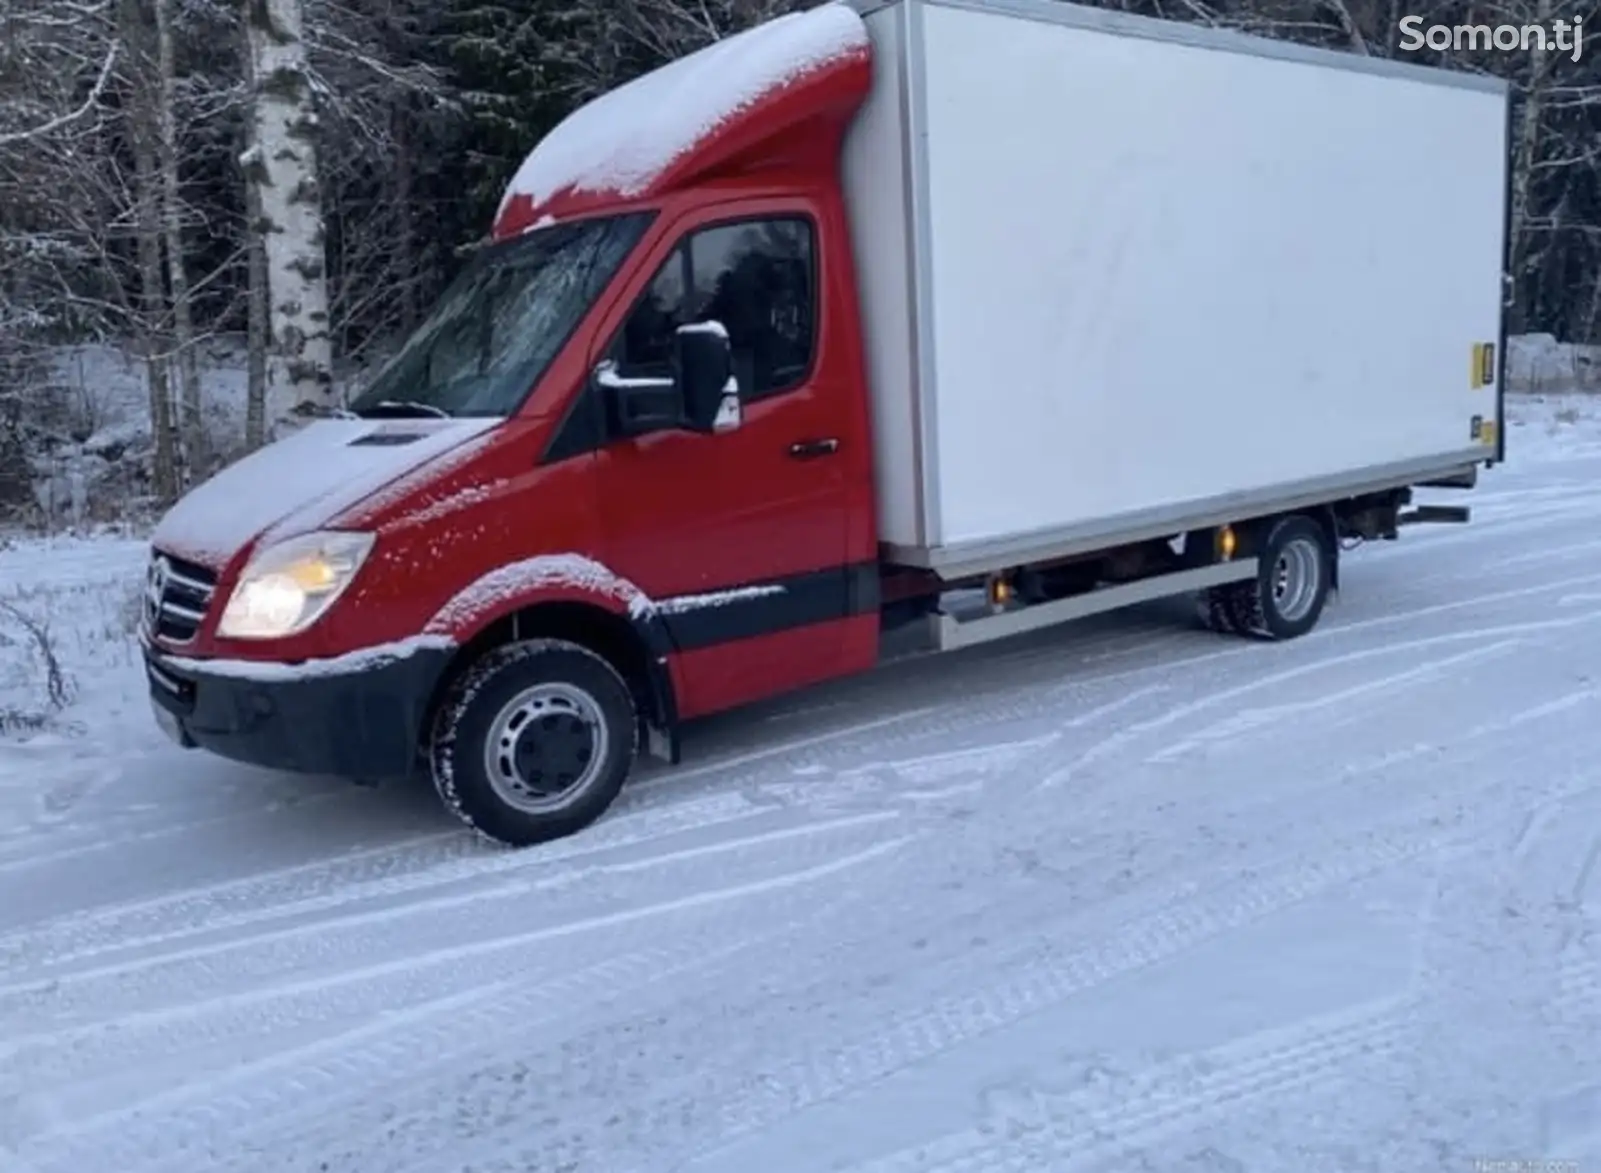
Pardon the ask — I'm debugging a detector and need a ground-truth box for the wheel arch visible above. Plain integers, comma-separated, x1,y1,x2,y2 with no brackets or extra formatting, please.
1238,506,1340,592
423,597,680,764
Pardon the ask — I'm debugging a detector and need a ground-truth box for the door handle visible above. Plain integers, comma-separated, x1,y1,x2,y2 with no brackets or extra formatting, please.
788,437,839,460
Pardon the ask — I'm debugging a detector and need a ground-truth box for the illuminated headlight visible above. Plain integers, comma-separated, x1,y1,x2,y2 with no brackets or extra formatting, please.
216,531,375,640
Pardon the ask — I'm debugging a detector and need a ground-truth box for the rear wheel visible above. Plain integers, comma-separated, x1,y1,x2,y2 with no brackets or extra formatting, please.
1227,515,1332,641
429,639,637,847
1199,586,1242,634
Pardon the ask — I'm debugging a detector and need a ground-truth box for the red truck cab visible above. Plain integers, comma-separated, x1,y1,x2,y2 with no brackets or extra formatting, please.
142,5,887,845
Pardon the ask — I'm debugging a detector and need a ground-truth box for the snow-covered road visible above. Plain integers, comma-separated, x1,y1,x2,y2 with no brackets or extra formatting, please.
3,395,1600,1173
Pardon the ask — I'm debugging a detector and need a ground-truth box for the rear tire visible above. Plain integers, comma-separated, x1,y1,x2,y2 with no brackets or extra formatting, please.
1200,586,1242,634
1228,515,1332,641
429,639,637,847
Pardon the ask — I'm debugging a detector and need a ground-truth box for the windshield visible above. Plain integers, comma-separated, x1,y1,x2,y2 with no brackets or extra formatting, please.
348,212,653,419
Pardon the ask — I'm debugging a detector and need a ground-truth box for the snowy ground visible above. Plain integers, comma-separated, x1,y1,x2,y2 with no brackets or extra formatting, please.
2,392,1600,1173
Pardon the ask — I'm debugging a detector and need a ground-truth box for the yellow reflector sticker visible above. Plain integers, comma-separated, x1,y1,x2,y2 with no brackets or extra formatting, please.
1470,342,1496,388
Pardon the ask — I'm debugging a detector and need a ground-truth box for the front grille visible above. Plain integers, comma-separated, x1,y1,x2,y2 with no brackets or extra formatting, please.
143,551,218,643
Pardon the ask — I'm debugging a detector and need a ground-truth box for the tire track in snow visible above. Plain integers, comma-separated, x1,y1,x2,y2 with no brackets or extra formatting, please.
378,755,1601,1173
0,783,369,876
0,808,898,1015
20,836,910,1173
636,568,1601,863
21,684,1201,1173
1556,956,1600,1031
1211,685,1601,830
0,787,765,981
202,644,1601,1173
632,640,1207,800
10,944,710,1162
615,753,1601,1173
631,617,1213,797
1492,532,1601,572
7,665,1178,1143
849,951,1600,1173
844,996,1421,1173
358,692,1231,1169
803,677,1594,1016
1338,542,1601,620
838,795,1601,1173
1,816,912,1087
762,686,1169,812
1042,607,1601,792
1141,639,1524,763
26,680,1188,1163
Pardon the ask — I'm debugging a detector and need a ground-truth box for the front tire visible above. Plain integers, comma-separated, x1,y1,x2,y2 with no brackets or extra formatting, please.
429,639,637,847
1227,515,1333,641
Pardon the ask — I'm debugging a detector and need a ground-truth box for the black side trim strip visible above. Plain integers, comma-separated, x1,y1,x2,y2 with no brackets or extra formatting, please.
656,560,880,652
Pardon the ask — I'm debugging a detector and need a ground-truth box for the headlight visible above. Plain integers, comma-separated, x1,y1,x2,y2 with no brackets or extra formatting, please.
216,531,375,640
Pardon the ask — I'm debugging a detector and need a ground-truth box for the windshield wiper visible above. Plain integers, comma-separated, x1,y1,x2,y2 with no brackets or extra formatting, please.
355,399,452,420
289,401,359,420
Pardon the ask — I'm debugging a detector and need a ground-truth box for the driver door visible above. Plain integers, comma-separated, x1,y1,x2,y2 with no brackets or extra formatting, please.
595,204,854,718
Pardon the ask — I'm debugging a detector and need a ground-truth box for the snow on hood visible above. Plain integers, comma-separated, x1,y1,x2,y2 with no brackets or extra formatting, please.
494,3,867,224
150,417,500,567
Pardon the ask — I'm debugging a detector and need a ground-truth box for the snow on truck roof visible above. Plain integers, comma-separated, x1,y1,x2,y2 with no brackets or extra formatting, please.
493,2,869,238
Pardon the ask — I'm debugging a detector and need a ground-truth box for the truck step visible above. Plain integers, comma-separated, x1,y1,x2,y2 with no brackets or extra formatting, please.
1398,505,1471,526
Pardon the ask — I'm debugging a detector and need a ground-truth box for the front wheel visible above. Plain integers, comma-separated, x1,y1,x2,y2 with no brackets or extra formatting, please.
429,639,637,847
1226,515,1333,641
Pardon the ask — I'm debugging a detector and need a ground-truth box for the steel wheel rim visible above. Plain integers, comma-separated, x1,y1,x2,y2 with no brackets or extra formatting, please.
1271,536,1322,624
482,683,608,814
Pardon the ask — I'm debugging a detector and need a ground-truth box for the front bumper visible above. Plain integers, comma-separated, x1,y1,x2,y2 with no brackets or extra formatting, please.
142,640,452,779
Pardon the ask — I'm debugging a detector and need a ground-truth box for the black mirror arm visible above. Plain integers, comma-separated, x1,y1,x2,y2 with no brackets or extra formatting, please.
595,359,681,435
594,359,673,395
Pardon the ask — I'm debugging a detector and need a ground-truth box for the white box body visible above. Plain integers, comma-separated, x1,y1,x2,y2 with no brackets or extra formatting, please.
840,0,1509,570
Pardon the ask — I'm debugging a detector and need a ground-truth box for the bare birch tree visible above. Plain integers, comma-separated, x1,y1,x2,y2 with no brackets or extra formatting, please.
122,0,180,502
244,0,334,430
154,0,207,477
240,10,269,451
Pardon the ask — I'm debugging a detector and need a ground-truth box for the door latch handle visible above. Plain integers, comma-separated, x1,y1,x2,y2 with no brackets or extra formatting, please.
788,437,840,459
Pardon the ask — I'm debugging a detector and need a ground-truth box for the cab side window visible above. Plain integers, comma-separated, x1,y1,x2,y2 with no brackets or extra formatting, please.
614,245,688,382
610,216,816,401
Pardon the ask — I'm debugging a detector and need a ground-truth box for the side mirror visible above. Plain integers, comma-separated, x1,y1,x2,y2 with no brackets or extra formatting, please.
675,322,740,433
595,359,679,436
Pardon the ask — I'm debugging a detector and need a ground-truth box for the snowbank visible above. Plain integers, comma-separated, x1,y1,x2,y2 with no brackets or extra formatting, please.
1506,332,1601,394
1503,387,1601,465
19,337,375,532
0,535,149,737
22,340,254,530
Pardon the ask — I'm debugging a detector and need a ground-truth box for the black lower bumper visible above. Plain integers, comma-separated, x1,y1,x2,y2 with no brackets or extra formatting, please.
143,642,452,779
